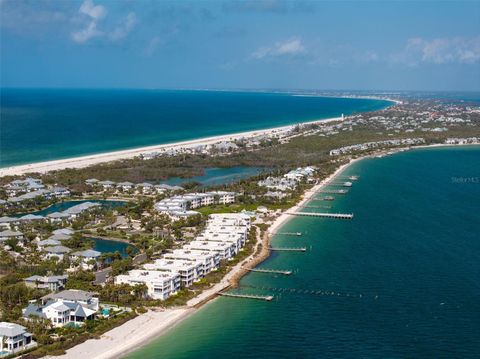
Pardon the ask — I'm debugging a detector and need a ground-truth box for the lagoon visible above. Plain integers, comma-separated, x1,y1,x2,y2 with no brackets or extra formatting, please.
13,200,126,217
161,166,267,187
88,237,135,258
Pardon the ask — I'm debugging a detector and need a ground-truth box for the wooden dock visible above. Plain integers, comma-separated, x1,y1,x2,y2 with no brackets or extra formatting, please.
287,211,354,219
218,293,274,301
302,205,331,209
270,247,307,252
338,175,359,181
273,231,302,236
318,189,349,194
311,196,335,201
246,268,293,275
326,181,353,187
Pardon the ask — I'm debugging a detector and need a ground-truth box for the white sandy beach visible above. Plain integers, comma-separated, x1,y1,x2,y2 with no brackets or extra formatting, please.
50,142,480,359
0,117,342,177
49,154,366,359
267,157,362,236
48,308,194,359
31,143,461,359
33,105,408,359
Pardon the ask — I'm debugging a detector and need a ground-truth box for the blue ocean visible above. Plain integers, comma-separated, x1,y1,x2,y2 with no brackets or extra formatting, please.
127,146,480,359
0,89,390,167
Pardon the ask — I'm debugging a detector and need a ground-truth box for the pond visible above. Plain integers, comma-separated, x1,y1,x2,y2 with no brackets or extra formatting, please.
14,200,127,217
88,237,137,258
161,166,268,187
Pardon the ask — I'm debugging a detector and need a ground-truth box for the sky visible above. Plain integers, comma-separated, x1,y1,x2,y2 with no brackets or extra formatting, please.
1,0,479,91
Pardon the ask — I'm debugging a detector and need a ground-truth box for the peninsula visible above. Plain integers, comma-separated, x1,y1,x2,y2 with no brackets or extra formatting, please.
0,94,479,358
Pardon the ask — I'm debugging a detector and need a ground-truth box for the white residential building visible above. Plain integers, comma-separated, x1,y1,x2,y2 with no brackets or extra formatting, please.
154,191,237,218
37,239,62,248
85,178,99,186
137,183,154,194
0,230,24,244
184,240,236,260
197,232,243,255
143,258,203,287
115,270,181,300
98,180,116,190
0,322,36,356
208,212,251,224
23,290,99,328
164,249,220,274
117,182,135,191
24,275,68,292
49,186,71,198
212,191,236,204
43,246,71,261
70,249,102,269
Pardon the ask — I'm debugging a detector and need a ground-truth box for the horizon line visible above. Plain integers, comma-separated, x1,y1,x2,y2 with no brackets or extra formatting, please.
1,87,480,93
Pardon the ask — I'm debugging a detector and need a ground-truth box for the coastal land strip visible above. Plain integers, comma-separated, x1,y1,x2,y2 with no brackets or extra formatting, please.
48,142,440,359
1,117,343,177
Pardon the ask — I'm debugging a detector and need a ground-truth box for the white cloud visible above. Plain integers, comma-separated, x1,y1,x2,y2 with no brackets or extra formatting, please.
72,0,105,43
79,0,106,20
250,37,306,60
144,36,162,56
224,0,314,14
397,36,480,65
109,12,137,41
72,21,102,43
72,0,136,44
143,27,180,56
0,1,68,33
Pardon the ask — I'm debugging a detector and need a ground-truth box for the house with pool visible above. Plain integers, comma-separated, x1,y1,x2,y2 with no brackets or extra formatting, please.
23,290,99,328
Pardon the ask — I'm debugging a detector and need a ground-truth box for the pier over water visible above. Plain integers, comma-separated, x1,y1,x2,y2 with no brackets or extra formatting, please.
270,247,307,252
246,268,293,275
218,293,274,301
287,212,354,219
272,232,302,236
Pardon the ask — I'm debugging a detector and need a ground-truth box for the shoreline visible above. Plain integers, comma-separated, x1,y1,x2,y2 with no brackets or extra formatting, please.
48,142,477,359
50,148,367,359
1,116,343,177
0,94,397,177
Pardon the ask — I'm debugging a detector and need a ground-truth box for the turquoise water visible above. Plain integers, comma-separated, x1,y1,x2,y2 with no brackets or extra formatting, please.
162,166,266,187
12,200,133,256
0,89,390,167
88,237,135,258
127,146,480,359
13,200,126,217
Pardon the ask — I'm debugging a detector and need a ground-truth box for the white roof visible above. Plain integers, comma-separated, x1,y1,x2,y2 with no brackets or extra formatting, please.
0,230,23,237
118,270,178,283
71,249,101,258
0,322,28,337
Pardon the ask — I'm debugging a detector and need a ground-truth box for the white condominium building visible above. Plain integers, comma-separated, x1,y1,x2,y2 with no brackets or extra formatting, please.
184,240,236,260
196,232,244,254
115,270,181,301
164,249,220,274
207,212,251,227
143,258,203,287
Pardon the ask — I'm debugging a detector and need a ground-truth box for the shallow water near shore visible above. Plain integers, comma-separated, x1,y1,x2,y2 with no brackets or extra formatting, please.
0,89,390,167
127,145,480,359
